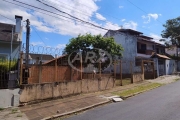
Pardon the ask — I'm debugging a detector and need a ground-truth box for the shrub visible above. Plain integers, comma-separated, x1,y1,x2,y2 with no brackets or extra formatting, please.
0,59,18,72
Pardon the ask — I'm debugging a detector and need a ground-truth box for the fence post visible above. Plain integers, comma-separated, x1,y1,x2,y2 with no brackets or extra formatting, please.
20,51,23,85
120,60,122,86
141,60,144,80
99,62,101,79
130,61,133,83
39,61,42,83
80,54,82,80
114,60,116,79
55,55,57,82
152,61,155,79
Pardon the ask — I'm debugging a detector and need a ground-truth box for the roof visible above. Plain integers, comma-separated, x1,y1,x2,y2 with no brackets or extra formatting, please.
43,54,68,65
0,22,19,42
151,53,171,59
23,53,54,60
118,29,143,35
138,38,165,47
139,35,153,39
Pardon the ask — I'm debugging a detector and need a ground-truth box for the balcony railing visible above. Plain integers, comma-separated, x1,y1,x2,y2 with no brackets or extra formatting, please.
137,49,155,55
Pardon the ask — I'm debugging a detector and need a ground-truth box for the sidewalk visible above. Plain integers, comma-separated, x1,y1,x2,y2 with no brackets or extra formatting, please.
1,75,179,120
19,81,149,120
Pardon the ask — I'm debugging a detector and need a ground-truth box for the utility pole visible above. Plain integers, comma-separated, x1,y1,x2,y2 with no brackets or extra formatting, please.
25,19,30,68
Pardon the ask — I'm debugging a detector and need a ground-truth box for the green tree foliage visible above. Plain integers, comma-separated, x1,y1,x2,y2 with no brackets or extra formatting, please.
64,34,123,57
161,16,180,47
63,34,123,71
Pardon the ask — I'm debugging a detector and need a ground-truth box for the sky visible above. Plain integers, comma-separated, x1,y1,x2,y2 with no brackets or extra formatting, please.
0,0,180,54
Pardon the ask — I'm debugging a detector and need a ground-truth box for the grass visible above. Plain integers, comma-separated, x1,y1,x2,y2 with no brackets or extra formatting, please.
113,83,162,98
174,78,180,81
11,108,18,114
0,108,4,111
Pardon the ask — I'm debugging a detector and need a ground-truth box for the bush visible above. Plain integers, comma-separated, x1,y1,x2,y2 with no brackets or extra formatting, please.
0,60,18,72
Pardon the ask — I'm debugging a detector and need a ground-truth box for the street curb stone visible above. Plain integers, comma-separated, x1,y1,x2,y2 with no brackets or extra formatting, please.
41,100,110,120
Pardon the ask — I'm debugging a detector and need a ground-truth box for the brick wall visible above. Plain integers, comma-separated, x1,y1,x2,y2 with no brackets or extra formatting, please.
28,66,74,84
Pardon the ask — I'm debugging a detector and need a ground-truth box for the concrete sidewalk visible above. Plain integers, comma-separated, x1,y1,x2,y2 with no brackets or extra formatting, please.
1,75,179,120
18,81,149,120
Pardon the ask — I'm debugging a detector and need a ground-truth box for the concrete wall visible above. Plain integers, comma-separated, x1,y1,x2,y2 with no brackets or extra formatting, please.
0,88,20,108
20,77,115,103
104,31,137,74
165,60,176,75
132,73,144,83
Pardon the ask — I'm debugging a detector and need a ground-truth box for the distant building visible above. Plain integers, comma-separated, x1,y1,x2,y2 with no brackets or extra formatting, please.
165,45,180,56
23,53,54,64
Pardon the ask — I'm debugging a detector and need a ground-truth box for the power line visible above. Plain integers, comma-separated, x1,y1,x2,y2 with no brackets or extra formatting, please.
41,0,162,36
56,0,124,22
12,0,109,30
126,0,163,24
0,8,48,45
42,0,120,27
31,26,47,46
0,13,14,21
1,0,162,41
36,0,108,30
3,0,161,37
39,0,161,38
2,0,106,33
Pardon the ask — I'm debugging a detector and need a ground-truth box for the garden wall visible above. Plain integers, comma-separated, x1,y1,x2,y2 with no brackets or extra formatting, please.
20,76,115,103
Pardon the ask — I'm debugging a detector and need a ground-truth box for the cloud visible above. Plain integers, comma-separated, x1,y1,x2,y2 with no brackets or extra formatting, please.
123,21,138,30
95,13,106,21
104,22,120,30
121,19,126,22
0,0,107,36
56,44,66,49
149,33,164,44
142,13,161,24
30,42,44,46
119,6,124,9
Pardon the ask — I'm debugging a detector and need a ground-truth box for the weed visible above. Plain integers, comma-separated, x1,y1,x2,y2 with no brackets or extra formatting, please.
11,108,18,114
17,114,22,117
0,108,4,111
113,83,162,97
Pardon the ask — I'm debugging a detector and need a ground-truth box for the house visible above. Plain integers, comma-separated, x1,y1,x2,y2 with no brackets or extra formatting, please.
165,45,180,71
104,29,175,77
23,53,54,64
165,45,180,56
0,16,23,60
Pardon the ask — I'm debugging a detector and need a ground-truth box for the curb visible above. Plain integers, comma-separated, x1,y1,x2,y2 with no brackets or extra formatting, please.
41,100,110,120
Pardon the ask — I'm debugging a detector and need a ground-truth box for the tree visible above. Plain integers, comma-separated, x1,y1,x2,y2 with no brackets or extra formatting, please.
161,16,180,71
63,34,123,72
161,16,180,47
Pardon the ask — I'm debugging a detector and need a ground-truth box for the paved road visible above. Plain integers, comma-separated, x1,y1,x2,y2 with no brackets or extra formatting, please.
66,81,180,120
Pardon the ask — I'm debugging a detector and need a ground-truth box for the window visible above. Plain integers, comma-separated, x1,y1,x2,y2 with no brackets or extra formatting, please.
152,45,155,50
137,42,146,54
141,44,146,50
156,48,159,54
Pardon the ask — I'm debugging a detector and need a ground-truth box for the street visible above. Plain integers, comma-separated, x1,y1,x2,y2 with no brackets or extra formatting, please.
66,80,180,120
